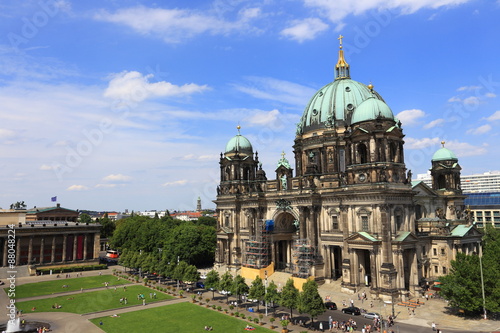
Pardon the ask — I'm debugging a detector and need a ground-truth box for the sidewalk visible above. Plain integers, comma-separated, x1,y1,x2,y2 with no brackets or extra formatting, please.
317,280,500,332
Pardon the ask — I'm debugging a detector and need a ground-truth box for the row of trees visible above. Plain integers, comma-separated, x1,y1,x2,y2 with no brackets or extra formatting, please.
111,215,216,267
440,226,500,315
204,271,325,325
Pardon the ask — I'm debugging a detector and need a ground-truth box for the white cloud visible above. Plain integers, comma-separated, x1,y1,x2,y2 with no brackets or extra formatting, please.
448,96,461,103
486,110,500,121
246,109,282,126
485,92,496,98
102,174,132,182
39,164,54,171
396,109,425,127
423,119,444,129
104,71,209,102
162,180,188,187
67,185,89,191
95,184,119,188
181,154,218,161
93,6,261,43
445,140,488,157
280,18,329,42
466,124,492,135
303,0,472,24
234,76,316,106
463,96,480,105
457,85,481,91
0,129,15,138
404,137,440,149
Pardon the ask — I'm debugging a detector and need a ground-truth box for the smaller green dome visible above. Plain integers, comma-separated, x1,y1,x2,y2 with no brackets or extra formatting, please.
351,97,394,124
225,134,253,156
432,147,458,161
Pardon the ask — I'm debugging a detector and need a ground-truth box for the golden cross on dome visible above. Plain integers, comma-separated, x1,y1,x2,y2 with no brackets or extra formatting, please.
338,35,344,48
281,151,286,159
441,141,446,147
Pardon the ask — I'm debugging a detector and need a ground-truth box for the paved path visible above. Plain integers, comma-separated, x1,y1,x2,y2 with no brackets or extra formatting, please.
2,267,500,332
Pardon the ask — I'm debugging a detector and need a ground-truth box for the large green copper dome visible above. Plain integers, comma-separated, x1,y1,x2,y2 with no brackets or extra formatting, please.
296,44,386,134
432,147,458,161
225,133,253,156
351,96,394,124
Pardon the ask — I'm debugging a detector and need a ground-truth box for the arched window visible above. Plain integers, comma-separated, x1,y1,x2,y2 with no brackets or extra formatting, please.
394,208,404,232
389,142,397,162
357,143,368,164
437,175,446,189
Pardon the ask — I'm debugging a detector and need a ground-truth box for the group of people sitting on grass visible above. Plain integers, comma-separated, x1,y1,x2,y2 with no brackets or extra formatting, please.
244,325,255,331
51,303,62,309
204,326,213,331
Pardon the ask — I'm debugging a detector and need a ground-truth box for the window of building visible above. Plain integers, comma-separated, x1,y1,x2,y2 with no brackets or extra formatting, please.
485,211,491,217
361,216,369,231
476,211,483,217
332,215,339,230
434,265,438,273
433,248,437,256
494,211,500,217
443,267,447,274
485,217,492,222
441,248,445,256
395,214,403,232
422,246,426,255
225,216,230,227
477,217,483,222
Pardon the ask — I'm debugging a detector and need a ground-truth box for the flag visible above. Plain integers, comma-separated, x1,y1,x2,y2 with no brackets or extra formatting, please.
51,196,57,202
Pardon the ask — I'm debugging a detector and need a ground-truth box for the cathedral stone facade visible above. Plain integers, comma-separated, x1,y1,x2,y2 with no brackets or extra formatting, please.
214,39,482,299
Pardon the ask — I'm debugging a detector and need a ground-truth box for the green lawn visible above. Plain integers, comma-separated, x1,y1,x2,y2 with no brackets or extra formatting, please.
16,285,173,314
5,275,129,298
90,302,274,333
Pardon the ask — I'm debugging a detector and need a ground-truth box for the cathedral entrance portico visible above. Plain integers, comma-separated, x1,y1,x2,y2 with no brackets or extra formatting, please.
271,211,297,272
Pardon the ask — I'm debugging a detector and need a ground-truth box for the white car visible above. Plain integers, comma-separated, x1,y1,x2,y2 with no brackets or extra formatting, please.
362,312,381,319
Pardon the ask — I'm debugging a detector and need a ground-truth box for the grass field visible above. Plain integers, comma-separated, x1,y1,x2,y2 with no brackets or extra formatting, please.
90,302,274,333
16,285,173,314
5,275,130,298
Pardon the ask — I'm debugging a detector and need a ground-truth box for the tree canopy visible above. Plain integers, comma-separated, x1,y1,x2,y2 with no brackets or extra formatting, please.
441,226,500,315
298,279,325,324
280,278,299,319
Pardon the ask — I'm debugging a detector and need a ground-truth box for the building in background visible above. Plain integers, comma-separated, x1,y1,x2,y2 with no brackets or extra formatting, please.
0,204,101,270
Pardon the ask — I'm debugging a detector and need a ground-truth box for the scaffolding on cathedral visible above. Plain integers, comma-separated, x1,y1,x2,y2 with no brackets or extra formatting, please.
292,239,316,279
243,219,272,269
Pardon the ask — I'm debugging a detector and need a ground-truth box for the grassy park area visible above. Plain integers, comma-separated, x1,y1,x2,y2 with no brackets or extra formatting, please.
90,302,274,333
5,275,129,298
16,285,173,314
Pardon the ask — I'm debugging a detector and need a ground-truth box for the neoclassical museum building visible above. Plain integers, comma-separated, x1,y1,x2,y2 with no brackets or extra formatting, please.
214,38,482,299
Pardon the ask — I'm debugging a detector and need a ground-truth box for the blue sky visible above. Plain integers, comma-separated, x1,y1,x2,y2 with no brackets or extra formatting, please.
0,0,499,212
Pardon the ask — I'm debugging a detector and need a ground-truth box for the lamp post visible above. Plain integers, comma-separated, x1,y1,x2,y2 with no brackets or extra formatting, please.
478,242,487,320
264,270,268,316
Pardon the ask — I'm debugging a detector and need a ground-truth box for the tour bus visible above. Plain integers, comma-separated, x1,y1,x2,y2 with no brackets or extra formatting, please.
106,250,119,259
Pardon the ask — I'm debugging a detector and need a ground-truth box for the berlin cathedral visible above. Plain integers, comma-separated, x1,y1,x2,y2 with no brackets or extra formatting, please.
214,37,482,299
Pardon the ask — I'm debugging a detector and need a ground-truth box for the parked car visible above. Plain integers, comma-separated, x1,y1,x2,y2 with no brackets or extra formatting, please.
196,282,205,288
362,312,381,319
325,301,337,310
341,306,361,315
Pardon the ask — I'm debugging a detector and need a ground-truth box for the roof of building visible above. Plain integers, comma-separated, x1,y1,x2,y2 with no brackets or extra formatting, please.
351,96,394,124
432,147,458,162
26,206,78,214
450,224,474,237
225,126,253,156
357,231,378,242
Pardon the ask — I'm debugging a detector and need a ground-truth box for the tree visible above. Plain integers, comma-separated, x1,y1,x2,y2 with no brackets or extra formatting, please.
79,213,92,224
219,272,234,304
441,226,500,315
248,276,266,311
205,270,220,299
280,278,299,319
173,261,189,288
441,252,482,313
265,280,280,312
183,264,200,284
298,279,325,326
197,216,216,227
100,213,116,239
231,275,249,304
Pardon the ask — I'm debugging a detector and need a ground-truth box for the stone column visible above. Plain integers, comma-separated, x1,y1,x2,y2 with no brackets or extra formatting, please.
39,237,45,264
62,234,67,262
27,236,33,265
299,207,307,239
15,237,21,266
83,234,88,260
93,233,101,260
72,235,77,261
51,235,56,263
3,239,8,267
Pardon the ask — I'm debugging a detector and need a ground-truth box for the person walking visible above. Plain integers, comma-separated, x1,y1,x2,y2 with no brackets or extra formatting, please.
431,322,436,331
